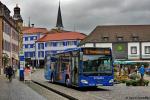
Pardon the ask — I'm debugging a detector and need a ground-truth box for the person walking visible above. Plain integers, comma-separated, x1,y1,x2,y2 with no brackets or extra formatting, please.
12,65,16,78
7,66,13,82
4,66,8,78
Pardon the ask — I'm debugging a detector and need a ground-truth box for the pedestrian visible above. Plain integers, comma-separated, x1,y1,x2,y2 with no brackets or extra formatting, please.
7,66,13,82
135,65,138,74
139,65,145,80
4,66,8,78
24,65,31,83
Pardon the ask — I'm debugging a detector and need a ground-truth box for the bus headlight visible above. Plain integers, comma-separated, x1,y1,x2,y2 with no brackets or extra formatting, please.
81,80,88,84
109,79,114,83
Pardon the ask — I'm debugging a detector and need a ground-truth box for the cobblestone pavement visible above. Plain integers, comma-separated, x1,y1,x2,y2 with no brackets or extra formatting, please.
0,75,46,100
32,69,150,100
32,69,102,100
26,81,68,100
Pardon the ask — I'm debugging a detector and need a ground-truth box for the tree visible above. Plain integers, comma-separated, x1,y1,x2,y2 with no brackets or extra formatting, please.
2,53,9,67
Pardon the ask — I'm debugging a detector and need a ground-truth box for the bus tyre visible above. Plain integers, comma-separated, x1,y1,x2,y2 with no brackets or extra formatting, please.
65,78,70,87
51,75,54,83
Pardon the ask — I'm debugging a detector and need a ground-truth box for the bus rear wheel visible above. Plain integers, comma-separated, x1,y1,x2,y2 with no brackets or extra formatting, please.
65,78,70,87
51,75,54,83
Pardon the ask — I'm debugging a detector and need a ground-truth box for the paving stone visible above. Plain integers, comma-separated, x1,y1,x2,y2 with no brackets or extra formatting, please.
0,76,46,100
32,69,150,100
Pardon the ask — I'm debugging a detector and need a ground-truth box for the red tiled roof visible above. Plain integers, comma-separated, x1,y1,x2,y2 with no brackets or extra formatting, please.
23,27,48,34
37,32,87,42
22,26,31,31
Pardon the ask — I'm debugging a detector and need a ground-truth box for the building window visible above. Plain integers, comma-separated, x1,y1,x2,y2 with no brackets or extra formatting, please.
45,43,47,47
66,41,74,46
145,46,150,54
63,42,66,46
30,36,34,41
73,41,78,45
47,42,52,47
38,43,44,49
30,44,34,48
33,52,35,57
38,51,44,57
3,40,11,52
103,37,109,41
25,44,28,48
33,36,37,40
58,42,63,47
25,37,28,41
52,42,57,47
25,52,30,58
4,23,11,35
117,37,123,41
131,46,137,54
25,52,28,58
29,52,35,57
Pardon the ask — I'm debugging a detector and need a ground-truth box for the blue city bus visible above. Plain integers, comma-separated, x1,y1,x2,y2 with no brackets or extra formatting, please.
44,47,114,87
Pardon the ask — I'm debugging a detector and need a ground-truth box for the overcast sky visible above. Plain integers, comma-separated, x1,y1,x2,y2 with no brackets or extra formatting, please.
1,0,150,34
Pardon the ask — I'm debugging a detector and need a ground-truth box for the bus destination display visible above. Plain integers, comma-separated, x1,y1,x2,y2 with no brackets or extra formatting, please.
83,48,111,55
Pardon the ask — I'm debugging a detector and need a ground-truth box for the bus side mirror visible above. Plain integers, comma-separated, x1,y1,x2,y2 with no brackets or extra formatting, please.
80,52,83,60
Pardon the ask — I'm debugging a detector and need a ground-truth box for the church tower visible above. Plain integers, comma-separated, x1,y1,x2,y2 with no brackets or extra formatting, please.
13,4,23,25
13,4,23,50
56,1,63,30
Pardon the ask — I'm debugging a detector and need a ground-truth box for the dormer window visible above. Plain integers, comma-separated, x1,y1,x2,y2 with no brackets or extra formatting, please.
103,37,109,41
132,36,139,41
117,37,123,41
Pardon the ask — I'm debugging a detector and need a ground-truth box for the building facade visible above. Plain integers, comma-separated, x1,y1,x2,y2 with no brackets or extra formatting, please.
36,31,86,67
22,27,48,67
80,25,150,63
0,2,22,74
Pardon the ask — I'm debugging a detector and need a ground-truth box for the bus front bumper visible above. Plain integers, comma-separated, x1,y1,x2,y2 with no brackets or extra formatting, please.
79,76,114,87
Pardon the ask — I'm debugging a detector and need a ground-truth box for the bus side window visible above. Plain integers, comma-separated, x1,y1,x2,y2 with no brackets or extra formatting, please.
61,63,66,71
66,63,70,71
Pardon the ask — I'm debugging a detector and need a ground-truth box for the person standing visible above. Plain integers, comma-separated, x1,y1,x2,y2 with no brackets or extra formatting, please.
24,65,31,83
139,65,145,85
135,65,138,74
7,66,13,82
139,65,145,79
4,66,8,78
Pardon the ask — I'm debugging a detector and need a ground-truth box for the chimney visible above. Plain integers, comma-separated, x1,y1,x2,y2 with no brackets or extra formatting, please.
31,24,34,27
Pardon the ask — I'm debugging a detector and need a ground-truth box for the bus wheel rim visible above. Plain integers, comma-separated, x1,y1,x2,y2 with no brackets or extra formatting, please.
51,77,54,83
66,79,70,86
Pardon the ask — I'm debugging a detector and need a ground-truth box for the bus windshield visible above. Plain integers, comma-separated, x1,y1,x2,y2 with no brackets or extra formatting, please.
83,55,112,75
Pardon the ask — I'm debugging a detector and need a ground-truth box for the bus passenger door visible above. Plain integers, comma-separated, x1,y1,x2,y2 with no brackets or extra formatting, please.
71,57,79,85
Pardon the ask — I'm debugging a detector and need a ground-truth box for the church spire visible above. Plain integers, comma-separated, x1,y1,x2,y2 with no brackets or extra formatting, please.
56,0,63,30
28,17,31,27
